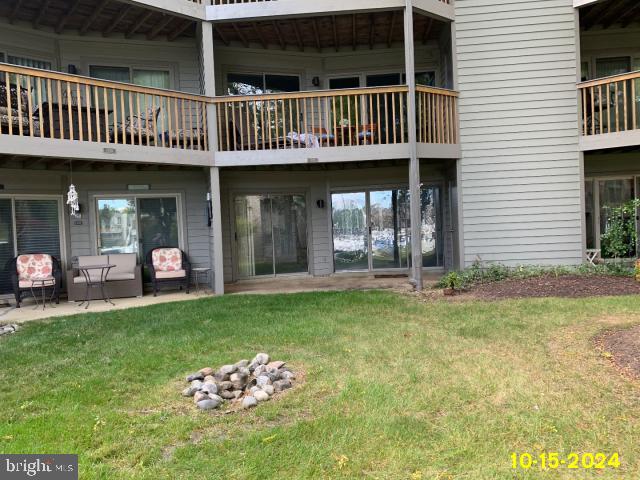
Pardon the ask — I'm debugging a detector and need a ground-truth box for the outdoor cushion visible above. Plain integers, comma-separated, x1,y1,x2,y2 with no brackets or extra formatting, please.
78,255,108,267
73,272,135,283
0,83,30,112
108,254,137,275
152,248,182,272
155,269,186,279
16,254,53,282
19,277,55,289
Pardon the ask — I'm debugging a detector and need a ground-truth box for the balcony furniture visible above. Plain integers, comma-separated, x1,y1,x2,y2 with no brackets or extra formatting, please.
585,249,601,266
111,107,161,146
0,83,40,136
66,254,142,302
35,102,110,142
7,253,61,308
77,264,115,309
162,128,206,150
312,127,336,147
356,123,378,144
192,267,210,295
29,278,57,311
220,107,303,151
146,247,191,296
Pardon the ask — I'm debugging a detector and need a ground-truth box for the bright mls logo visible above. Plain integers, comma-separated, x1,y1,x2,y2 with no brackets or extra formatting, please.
0,455,77,479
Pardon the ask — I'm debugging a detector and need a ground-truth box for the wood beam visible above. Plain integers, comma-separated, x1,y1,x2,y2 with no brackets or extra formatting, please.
369,13,375,49
9,0,24,24
272,21,286,50
602,1,636,28
147,14,174,40
292,19,304,52
422,17,433,44
387,11,396,48
167,20,194,41
102,5,132,37
22,157,45,169
620,2,640,27
332,15,339,52
214,25,230,46
80,0,109,35
312,18,321,52
125,10,154,39
55,0,82,34
581,2,610,30
231,23,249,48
33,0,52,29
252,22,267,49
352,14,356,51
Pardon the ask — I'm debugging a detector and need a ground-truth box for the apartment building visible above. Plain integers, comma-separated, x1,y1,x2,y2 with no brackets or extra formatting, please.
0,0,630,297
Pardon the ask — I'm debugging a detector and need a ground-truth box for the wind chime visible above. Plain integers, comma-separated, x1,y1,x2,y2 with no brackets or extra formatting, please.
66,160,80,218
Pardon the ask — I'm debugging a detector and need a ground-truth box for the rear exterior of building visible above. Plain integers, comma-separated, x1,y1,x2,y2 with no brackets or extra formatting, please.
0,0,632,297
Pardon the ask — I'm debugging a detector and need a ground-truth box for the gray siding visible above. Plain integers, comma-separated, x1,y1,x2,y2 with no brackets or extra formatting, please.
455,0,583,266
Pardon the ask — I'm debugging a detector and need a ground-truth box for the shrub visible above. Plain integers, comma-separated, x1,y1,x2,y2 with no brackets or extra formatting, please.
600,199,640,259
440,271,463,290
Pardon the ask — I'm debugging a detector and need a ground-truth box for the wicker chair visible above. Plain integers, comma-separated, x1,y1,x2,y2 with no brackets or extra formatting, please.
145,247,191,296
7,253,62,307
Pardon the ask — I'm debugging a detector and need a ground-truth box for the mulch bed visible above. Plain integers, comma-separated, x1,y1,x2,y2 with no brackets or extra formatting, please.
597,325,640,381
463,274,640,300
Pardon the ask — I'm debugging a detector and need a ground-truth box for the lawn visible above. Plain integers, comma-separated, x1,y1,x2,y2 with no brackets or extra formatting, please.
1,291,639,479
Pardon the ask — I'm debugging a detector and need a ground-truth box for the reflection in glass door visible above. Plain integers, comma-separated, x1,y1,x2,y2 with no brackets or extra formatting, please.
138,197,179,261
97,198,138,255
234,194,308,278
332,192,368,271
370,190,410,269
0,199,15,295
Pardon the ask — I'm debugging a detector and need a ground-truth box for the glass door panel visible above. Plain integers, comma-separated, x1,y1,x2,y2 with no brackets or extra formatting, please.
370,190,410,269
14,199,62,260
272,195,308,275
421,187,443,267
138,197,179,262
97,198,138,255
599,178,634,258
332,192,368,271
0,199,14,295
234,195,274,278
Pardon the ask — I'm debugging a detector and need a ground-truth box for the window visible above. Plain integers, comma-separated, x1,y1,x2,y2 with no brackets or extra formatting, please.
89,66,130,83
226,73,300,95
7,55,52,70
89,66,170,88
595,57,631,78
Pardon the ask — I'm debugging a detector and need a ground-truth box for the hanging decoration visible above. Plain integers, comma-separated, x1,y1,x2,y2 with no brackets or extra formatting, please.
66,160,80,218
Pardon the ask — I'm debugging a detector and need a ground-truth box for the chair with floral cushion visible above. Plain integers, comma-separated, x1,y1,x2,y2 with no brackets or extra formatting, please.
111,106,160,146
7,253,62,307
145,247,191,296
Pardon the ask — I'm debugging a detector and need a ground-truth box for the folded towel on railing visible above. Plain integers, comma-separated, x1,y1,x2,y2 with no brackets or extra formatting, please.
287,131,320,148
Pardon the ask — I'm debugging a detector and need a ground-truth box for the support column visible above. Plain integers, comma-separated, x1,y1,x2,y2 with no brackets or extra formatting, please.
199,21,224,294
404,0,422,290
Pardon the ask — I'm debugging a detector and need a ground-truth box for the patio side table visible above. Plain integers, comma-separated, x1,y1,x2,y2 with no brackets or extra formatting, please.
192,267,210,294
78,264,115,309
29,278,56,311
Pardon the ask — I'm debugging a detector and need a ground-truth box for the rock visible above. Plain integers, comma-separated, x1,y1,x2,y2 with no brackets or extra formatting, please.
186,372,204,382
182,386,198,397
220,364,237,375
197,398,221,410
193,391,209,404
218,381,233,391
254,390,270,402
232,390,243,399
280,370,296,381
213,371,229,382
254,353,270,365
230,372,249,390
220,390,235,400
200,382,218,395
256,375,272,387
250,386,260,394
237,367,251,376
248,361,259,373
266,367,280,381
262,385,275,396
203,375,216,384
273,379,292,392
235,359,250,369
242,396,258,409
267,361,286,370
253,365,267,376
199,367,215,377
190,380,203,389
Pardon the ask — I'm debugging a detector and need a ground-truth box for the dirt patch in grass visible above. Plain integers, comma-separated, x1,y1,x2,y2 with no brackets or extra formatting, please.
596,325,640,381
461,274,640,300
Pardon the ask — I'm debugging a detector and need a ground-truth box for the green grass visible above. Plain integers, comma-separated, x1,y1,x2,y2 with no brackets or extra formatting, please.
1,291,640,479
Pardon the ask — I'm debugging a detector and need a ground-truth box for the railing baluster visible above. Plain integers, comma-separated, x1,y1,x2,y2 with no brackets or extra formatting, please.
93,84,100,143
4,72,13,136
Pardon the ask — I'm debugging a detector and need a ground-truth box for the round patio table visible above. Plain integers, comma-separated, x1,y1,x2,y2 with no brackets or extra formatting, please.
78,264,115,309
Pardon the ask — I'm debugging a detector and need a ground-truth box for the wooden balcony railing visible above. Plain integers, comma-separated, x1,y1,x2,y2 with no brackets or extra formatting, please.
0,63,211,151
579,71,640,137
416,85,458,144
211,85,409,152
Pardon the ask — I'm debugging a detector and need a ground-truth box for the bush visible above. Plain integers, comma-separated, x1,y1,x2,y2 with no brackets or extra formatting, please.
440,271,463,290
600,199,640,259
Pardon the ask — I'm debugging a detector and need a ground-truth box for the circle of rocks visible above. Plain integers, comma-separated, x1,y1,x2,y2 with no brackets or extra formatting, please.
0,324,19,337
182,353,295,411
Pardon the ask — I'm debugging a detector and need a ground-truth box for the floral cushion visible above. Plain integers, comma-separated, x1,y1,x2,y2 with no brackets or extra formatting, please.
0,83,30,113
16,254,54,282
152,248,182,272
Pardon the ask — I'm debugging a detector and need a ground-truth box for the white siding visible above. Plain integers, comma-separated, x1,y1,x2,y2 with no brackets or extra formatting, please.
455,0,583,266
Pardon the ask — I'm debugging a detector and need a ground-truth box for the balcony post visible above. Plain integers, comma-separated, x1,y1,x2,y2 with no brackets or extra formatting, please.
404,0,423,290
200,21,224,295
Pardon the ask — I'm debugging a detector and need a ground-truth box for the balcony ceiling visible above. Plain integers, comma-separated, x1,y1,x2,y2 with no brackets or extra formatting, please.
580,0,640,30
0,0,196,41
213,12,444,51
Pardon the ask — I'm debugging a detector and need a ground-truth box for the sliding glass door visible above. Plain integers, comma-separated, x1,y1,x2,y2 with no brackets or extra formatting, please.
0,197,63,295
96,196,180,262
234,194,308,278
332,187,442,272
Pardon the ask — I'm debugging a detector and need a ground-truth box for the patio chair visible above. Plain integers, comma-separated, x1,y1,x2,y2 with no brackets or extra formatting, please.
111,106,160,145
7,253,61,308
0,82,41,136
145,247,191,296
356,124,377,145
221,105,302,151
